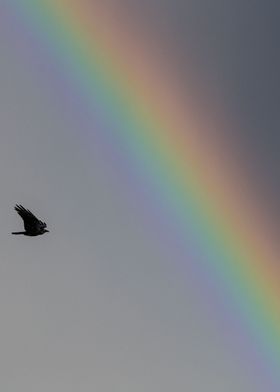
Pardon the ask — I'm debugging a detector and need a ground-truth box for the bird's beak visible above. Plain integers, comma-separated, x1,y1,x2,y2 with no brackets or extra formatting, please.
45,229,49,232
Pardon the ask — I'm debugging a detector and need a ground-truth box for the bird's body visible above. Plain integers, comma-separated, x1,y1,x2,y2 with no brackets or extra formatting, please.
12,205,49,236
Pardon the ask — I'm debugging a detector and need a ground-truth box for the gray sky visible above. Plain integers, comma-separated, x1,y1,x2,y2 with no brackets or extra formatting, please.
0,1,278,391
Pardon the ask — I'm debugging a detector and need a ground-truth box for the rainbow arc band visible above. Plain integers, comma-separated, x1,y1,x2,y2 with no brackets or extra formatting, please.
10,0,280,382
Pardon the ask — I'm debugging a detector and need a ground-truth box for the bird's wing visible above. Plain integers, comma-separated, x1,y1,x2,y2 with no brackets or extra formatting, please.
14,204,45,231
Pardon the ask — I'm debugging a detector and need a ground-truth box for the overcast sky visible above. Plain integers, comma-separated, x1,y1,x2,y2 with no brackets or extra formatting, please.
0,1,278,391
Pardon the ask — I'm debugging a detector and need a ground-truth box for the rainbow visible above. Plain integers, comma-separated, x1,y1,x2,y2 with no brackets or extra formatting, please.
7,0,280,385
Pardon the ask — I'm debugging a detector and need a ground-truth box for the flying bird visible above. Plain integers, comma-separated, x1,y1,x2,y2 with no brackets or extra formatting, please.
12,204,49,236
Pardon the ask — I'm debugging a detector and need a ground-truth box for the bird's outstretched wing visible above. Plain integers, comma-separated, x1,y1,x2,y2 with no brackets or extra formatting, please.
14,204,46,232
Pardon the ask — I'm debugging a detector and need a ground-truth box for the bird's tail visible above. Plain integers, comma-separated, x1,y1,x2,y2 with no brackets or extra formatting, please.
11,232,25,235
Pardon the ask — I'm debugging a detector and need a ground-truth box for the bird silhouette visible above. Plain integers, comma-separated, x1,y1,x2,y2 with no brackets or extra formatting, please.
12,204,49,236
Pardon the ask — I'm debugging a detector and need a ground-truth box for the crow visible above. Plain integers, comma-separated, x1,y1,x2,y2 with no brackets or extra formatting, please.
12,204,49,236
